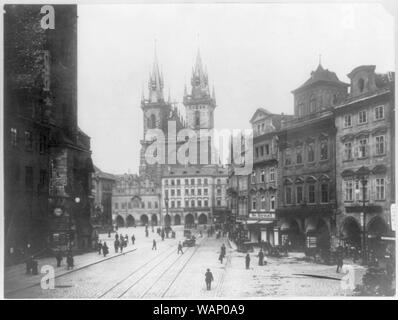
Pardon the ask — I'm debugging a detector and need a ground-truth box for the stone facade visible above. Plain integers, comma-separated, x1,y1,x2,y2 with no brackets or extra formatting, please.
335,65,395,257
4,5,94,260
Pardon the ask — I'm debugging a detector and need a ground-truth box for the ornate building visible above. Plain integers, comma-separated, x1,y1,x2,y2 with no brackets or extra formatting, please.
335,66,395,258
277,63,348,251
246,108,286,245
4,5,94,262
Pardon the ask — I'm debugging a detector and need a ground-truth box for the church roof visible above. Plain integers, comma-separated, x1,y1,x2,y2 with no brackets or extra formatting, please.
292,64,349,93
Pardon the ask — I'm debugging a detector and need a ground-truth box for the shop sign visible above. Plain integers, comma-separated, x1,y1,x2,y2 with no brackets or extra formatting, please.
249,212,275,219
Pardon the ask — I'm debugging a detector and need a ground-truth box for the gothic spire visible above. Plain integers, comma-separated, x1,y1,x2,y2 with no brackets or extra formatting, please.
148,47,164,103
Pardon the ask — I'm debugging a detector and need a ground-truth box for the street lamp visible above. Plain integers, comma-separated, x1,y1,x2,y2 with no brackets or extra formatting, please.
355,176,368,265
164,196,169,229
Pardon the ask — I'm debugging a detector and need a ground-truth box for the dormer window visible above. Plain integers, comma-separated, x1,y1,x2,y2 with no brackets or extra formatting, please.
309,95,316,113
358,78,365,93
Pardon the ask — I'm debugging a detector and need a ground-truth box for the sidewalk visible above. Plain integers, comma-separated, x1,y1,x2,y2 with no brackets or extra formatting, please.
4,225,162,295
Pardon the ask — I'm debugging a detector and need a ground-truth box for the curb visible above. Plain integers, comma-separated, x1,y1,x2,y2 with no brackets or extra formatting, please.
5,247,138,296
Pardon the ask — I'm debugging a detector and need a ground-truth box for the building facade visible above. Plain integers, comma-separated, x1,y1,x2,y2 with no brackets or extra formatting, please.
335,65,395,258
112,174,161,227
92,166,116,231
246,108,284,245
161,166,228,227
277,63,348,252
4,5,94,260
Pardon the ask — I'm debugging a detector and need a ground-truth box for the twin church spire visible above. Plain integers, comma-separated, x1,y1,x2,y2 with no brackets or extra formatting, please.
142,48,216,105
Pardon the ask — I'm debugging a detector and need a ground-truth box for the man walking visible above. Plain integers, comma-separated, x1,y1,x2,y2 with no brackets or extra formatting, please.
114,239,119,253
205,268,214,291
221,243,226,257
258,249,264,266
131,234,135,245
178,242,184,254
245,253,250,269
152,239,157,250
97,240,102,255
336,245,344,273
219,252,224,263
102,242,109,257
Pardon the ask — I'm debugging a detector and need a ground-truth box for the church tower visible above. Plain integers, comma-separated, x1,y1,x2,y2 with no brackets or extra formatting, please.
139,50,184,179
183,50,217,165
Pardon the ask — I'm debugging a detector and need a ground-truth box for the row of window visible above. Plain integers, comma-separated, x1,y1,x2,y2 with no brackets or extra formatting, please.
284,183,330,205
165,187,222,197
343,135,386,160
10,128,48,154
114,201,158,210
343,105,385,128
254,144,271,158
165,178,223,186
251,167,276,184
250,195,276,212
343,178,386,201
168,198,217,208
285,139,329,166
16,166,48,190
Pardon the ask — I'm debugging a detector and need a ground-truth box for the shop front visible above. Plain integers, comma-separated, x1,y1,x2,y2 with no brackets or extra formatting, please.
246,212,277,246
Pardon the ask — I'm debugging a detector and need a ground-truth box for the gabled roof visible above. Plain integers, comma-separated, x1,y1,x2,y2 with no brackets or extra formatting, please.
292,64,349,93
249,108,273,123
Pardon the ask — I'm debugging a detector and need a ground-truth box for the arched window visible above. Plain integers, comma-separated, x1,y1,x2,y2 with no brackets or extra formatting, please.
148,114,156,129
358,78,365,92
307,142,315,162
320,139,328,160
195,111,200,127
309,95,316,113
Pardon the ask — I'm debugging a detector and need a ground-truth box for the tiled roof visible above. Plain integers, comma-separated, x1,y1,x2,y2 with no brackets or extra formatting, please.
292,64,349,93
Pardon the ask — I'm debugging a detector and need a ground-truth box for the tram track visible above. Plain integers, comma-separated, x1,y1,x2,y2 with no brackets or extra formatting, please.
99,232,205,299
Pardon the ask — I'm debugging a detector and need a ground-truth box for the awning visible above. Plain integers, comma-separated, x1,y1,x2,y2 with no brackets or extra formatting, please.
246,220,274,225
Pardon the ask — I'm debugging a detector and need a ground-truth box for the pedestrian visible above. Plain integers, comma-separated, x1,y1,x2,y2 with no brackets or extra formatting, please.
145,229,149,238
66,251,74,270
219,252,224,263
161,231,165,241
115,233,119,241
336,245,344,273
103,242,109,257
245,253,250,269
114,239,119,253
221,243,226,257
178,242,184,254
258,249,264,266
131,234,135,245
152,239,157,250
119,240,124,253
97,240,102,255
205,268,214,290
55,251,63,267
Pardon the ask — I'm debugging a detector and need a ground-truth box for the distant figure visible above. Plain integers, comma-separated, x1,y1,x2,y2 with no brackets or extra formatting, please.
114,239,119,253
119,240,124,253
102,242,109,257
258,249,264,266
55,251,63,267
205,268,214,290
152,239,157,250
221,244,226,257
115,233,119,241
219,252,224,263
97,241,103,255
336,245,344,273
161,231,165,241
178,242,184,254
131,234,135,245
66,251,74,270
245,253,250,269
145,229,149,237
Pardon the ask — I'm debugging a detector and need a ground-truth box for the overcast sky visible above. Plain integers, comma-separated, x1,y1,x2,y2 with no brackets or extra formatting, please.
77,3,394,174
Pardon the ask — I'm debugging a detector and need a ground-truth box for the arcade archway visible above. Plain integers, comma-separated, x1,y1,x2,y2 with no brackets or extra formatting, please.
341,217,361,248
198,213,208,225
164,214,171,227
151,214,158,226
140,214,149,226
116,215,125,228
126,215,135,227
185,213,195,228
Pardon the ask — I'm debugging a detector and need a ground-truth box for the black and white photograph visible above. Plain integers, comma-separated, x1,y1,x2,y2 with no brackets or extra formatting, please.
1,0,397,301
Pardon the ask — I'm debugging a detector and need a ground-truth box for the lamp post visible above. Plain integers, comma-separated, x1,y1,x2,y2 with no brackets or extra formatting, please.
164,196,169,229
355,176,368,265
